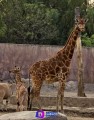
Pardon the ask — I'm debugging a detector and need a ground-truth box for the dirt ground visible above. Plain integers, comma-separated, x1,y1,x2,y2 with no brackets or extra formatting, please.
41,87,94,120
0,81,94,120
67,116,94,120
0,112,94,120
40,83,94,120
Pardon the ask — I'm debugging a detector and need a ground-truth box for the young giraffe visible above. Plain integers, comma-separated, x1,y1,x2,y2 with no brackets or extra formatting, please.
29,17,87,111
9,66,28,111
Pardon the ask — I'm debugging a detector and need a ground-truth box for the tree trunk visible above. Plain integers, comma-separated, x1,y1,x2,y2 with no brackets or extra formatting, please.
76,34,86,97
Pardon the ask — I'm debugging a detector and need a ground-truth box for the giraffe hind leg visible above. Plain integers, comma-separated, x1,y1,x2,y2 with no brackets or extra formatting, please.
28,88,34,110
28,86,31,109
17,101,20,112
33,88,42,110
35,96,42,110
30,78,43,110
29,95,32,111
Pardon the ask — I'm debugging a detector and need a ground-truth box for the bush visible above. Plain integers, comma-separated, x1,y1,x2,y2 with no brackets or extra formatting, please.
82,34,94,47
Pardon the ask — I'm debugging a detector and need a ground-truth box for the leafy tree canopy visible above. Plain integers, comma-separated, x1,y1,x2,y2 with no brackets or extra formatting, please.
0,0,94,47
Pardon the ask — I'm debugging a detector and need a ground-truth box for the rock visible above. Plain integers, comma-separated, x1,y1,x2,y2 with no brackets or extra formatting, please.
21,78,30,88
0,111,67,120
10,95,17,105
39,112,67,120
65,81,77,91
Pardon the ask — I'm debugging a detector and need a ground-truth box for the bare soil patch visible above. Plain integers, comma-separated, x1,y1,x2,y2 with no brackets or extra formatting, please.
0,81,94,120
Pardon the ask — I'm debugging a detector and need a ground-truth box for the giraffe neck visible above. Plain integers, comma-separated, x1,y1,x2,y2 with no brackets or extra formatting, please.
56,26,80,66
64,26,80,49
64,26,80,59
60,27,80,60
15,72,22,83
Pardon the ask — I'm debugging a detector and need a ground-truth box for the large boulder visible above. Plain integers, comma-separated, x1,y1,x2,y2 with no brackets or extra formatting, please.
0,111,67,120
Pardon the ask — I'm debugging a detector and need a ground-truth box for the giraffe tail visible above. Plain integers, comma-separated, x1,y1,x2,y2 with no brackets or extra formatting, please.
28,72,31,109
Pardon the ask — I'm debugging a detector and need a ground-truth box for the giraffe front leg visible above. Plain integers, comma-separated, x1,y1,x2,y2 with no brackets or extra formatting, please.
61,90,64,112
19,95,24,111
56,93,60,112
16,94,20,112
57,87,64,112
60,81,66,112
56,83,61,112
20,104,24,111
24,93,28,111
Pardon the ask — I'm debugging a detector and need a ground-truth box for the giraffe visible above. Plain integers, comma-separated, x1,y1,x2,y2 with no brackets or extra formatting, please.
9,66,28,111
28,17,87,111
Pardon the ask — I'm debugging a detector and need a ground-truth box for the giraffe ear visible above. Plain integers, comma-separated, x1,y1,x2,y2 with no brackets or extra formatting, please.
85,19,88,23
75,18,79,24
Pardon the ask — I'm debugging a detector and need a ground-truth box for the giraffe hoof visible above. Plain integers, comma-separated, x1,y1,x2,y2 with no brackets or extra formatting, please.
61,110,64,113
4,108,7,112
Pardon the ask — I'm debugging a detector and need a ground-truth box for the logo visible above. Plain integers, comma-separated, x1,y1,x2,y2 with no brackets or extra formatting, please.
46,111,58,117
36,111,58,118
36,110,44,118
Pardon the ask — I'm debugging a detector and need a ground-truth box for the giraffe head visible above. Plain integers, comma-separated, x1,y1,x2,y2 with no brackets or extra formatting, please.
9,66,21,74
75,17,87,32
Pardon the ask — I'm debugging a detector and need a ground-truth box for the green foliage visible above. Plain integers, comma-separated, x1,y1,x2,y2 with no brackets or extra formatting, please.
82,34,94,47
0,16,6,37
0,0,94,46
90,35,94,47
86,7,94,37
0,1,60,44
20,3,60,44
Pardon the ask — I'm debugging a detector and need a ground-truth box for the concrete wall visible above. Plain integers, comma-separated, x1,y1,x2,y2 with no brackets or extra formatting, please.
0,43,94,83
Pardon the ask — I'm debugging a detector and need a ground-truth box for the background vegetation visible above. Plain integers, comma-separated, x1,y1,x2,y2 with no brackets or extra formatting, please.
0,0,94,46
